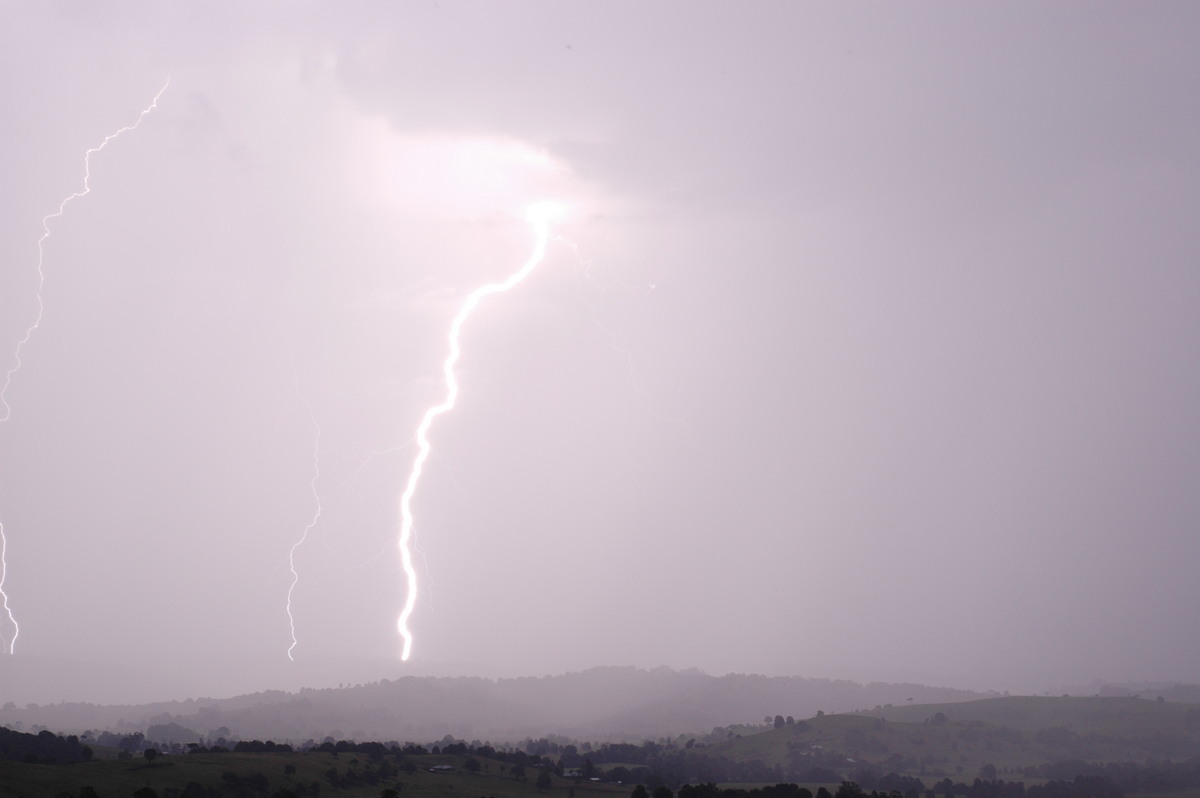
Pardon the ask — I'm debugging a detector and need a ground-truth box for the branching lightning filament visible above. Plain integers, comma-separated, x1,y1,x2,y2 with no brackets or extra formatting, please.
286,393,323,661
0,533,13,656
0,78,169,655
395,201,563,661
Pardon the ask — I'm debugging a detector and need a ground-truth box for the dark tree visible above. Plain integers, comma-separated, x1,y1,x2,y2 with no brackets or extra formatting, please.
836,782,865,798
464,757,482,774
119,732,145,753
537,770,554,790
633,785,651,798
608,767,633,783
144,748,160,764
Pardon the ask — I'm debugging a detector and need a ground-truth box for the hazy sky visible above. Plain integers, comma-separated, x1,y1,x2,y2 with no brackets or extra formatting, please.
2,1,1199,703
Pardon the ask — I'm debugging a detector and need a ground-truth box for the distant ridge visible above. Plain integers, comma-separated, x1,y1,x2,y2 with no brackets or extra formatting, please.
0,665,993,741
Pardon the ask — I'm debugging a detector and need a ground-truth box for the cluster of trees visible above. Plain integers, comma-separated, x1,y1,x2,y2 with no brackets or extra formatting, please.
766,715,813,731
625,769,1134,798
533,737,793,786
232,740,296,753
679,782,824,798
650,782,921,798
1022,759,1200,794
318,757,405,792
930,777,1025,798
651,780,1124,798
1025,778,1122,798
0,725,93,764
93,729,147,754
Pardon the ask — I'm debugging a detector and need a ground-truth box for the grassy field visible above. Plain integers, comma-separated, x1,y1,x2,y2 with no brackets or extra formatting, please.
0,751,630,798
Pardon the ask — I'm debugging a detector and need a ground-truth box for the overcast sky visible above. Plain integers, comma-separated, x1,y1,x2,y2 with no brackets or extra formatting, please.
2,1,1199,704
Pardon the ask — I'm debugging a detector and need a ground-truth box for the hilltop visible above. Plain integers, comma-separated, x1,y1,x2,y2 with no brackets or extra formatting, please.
1,666,991,742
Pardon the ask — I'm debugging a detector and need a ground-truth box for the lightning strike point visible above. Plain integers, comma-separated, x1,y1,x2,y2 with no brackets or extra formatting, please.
0,78,169,655
395,201,565,661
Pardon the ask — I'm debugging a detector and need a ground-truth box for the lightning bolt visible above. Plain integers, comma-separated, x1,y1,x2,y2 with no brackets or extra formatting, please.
0,78,169,655
285,390,323,662
0,532,13,656
395,200,564,661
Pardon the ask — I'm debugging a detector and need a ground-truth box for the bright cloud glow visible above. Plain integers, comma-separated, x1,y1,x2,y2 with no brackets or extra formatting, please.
526,200,566,225
369,128,576,220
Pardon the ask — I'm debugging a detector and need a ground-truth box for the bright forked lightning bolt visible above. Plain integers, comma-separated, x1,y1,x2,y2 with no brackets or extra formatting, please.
396,200,564,661
0,78,169,655
285,392,323,661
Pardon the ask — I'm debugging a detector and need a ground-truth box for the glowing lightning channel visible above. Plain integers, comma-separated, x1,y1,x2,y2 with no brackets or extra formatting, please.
0,532,12,656
0,78,169,655
285,392,323,661
395,200,564,661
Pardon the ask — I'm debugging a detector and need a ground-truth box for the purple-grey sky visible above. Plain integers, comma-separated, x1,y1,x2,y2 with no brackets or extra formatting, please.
2,1,1200,704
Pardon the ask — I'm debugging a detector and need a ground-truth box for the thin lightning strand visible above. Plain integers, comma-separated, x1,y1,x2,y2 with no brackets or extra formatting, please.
395,201,562,661
0,78,169,655
0,533,12,655
0,78,170,424
285,393,323,661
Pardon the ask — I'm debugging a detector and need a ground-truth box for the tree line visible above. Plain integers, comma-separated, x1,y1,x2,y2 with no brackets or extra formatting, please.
0,725,93,764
